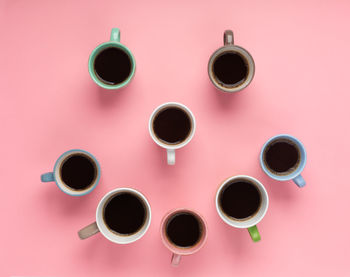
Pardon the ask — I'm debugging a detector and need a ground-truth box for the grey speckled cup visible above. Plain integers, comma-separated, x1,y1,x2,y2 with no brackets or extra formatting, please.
208,30,255,93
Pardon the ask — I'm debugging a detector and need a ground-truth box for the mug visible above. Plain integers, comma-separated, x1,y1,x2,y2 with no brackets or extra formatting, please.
160,209,207,266
216,175,268,242
88,28,136,90
41,149,100,196
260,134,307,188
78,188,151,244
208,30,255,93
149,102,196,165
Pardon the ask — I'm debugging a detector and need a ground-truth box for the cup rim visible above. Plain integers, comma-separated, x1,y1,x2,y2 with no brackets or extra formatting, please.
215,175,269,228
53,149,100,196
148,102,196,150
260,134,307,181
160,208,207,256
96,188,152,244
208,45,255,93
88,41,136,90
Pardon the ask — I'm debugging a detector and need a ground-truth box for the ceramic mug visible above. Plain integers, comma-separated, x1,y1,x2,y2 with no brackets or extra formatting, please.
208,30,255,93
260,134,307,188
41,149,100,196
78,188,151,244
216,175,268,242
160,209,207,266
88,28,136,90
149,102,196,165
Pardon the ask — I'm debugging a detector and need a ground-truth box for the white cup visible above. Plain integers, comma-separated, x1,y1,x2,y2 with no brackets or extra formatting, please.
215,175,269,242
149,102,196,165
78,188,151,244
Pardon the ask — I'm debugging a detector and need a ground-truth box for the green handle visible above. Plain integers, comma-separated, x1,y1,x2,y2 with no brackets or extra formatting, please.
110,28,120,42
248,225,261,242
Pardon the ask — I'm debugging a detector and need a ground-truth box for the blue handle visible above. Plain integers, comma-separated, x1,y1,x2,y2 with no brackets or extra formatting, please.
41,172,55,182
110,28,120,42
293,174,306,188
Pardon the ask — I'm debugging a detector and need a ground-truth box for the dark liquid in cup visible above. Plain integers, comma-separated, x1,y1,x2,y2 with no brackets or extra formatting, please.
219,181,261,220
213,52,248,86
60,154,97,190
94,47,132,85
166,212,202,248
152,107,192,144
264,140,300,175
103,192,146,235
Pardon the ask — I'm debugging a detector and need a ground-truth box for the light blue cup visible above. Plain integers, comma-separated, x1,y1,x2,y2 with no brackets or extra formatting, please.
260,134,307,188
41,149,101,196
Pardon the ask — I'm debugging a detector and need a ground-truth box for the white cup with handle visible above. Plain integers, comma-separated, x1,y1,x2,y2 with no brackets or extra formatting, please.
149,102,196,165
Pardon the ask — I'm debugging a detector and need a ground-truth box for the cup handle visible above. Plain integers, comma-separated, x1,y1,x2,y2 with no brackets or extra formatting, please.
167,149,175,165
248,225,261,242
293,174,306,188
110,28,120,42
41,172,54,182
78,222,100,240
171,253,181,266
224,30,234,45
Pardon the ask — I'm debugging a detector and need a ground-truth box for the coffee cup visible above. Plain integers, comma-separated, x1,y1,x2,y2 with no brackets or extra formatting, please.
149,102,196,165
78,188,151,244
216,175,268,242
260,134,307,188
88,28,136,90
41,149,100,196
160,209,207,266
208,30,255,93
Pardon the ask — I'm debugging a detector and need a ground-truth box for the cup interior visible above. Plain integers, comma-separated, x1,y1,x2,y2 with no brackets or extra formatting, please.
96,188,151,244
149,102,196,150
260,135,307,181
89,42,135,89
54,149,100,196
161,209,207,256
208,46,255,93
216,175,268,228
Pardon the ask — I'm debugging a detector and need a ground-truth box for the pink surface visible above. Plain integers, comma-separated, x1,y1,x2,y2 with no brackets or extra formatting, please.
1,0,350,276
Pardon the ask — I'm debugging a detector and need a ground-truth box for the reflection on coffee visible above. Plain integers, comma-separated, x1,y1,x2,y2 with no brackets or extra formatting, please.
219,180,261,220
103,192,146,235
94,47,132,85
153,107,192,144
60,154,97,190
263,139,300,175
213,52,248,87
166,212,202,248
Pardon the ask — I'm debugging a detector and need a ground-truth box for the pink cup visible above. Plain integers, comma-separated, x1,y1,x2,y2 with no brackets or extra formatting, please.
160,209,208,266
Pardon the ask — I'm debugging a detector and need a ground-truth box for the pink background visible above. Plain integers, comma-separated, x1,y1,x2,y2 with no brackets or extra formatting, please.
1,0,350,276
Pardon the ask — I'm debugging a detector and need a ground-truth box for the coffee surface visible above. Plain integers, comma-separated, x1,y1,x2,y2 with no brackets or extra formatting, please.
220,181,261,220
166,212,202,247
60,154,96,190
104,192,146,235
94,47,132,85
153,107,191,144
264,140,300,174
213,52,248,86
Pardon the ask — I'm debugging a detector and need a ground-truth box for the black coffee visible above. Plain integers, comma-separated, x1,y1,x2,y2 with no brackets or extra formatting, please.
153,107,191,144
219,181,261,220
60,154,97,190
166,212,202,247
94,47,132,85
103,192,146,235
213,52,248,86
264,140,300,174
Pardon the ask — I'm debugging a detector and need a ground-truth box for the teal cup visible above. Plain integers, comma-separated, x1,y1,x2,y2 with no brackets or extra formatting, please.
260,134,307,188
88,28,136,90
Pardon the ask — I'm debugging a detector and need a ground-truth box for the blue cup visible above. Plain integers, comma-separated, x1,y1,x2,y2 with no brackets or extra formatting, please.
260,134,307,188
41,149,101,196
